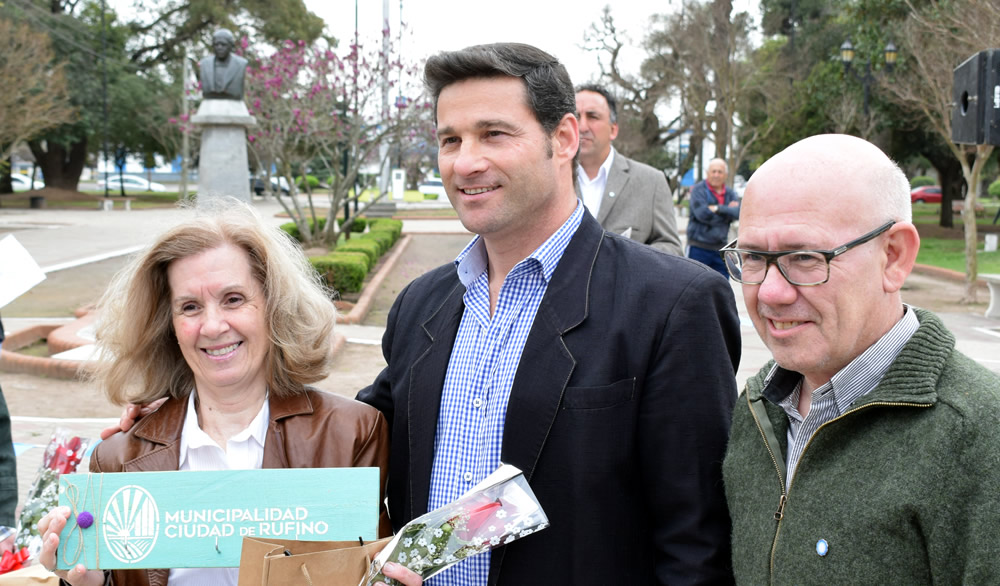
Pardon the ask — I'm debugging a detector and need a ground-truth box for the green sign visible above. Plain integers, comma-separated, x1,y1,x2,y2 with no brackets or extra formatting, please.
56,468,379,570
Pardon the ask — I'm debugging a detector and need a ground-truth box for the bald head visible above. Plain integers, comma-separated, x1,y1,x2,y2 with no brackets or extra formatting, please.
747,134,911,226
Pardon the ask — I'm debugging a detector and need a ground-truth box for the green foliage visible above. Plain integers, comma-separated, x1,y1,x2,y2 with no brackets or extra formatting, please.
309,252,369,294
296,175,320,189
910,176,936,188
335,239,380,267
989,179,1000,198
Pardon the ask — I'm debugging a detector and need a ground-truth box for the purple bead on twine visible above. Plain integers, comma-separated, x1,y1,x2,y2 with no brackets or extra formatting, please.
77,511,94,529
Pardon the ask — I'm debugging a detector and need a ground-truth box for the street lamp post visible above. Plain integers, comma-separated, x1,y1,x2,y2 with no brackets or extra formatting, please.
839,40,898,116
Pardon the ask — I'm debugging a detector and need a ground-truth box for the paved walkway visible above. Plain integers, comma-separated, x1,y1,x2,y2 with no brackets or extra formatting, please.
2,200,999,527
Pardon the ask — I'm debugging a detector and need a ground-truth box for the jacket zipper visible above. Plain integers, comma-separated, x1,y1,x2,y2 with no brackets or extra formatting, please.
755,399,931,583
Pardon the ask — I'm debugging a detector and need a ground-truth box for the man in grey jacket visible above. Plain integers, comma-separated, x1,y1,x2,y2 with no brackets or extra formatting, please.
575,85,682,255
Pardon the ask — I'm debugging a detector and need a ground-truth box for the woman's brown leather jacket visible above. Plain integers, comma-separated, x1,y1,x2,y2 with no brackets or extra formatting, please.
82,388,389,586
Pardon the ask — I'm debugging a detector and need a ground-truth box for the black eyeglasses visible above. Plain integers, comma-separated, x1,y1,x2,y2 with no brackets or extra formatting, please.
719,220,896,286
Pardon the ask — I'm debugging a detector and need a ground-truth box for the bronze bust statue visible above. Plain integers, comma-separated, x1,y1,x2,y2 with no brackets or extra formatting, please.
199,29,248,100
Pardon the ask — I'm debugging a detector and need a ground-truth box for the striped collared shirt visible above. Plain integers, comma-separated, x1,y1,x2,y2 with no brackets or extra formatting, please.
763,306,919,491
426,203,584,586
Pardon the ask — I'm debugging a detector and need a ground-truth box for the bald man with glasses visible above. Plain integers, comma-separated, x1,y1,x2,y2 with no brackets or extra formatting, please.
722,134,1000,585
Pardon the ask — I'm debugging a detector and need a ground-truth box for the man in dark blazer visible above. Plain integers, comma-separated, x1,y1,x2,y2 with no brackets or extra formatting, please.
199,29,248,100
575,85,682,255
359,43,739,585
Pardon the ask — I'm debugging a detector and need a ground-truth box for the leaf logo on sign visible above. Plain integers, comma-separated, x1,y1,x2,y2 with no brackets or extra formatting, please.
103,485,160,564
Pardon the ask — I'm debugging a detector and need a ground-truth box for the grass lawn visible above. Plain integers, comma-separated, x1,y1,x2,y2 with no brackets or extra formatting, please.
2,190,183,209
911,201,1000,273
916,237,1000,274
911,201,1000,226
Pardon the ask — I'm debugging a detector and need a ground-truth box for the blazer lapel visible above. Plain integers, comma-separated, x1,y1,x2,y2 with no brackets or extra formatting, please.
501,214,603,481
408,281,466,517
596,151,630,225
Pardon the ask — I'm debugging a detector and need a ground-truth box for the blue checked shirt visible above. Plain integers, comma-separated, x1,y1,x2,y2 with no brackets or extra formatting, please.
426,203,584,586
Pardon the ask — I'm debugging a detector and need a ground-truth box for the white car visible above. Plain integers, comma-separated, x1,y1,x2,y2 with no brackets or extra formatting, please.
11,174,44,191
418,178,447,199
98,175,167,193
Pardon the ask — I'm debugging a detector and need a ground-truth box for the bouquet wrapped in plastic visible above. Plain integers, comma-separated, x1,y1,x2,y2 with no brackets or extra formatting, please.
361,464,548,586
14,429,90,558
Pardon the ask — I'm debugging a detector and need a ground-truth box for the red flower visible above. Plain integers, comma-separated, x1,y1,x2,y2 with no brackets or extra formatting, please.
452,498,502,541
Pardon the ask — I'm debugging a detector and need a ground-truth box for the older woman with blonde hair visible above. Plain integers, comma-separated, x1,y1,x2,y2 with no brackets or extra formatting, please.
38,202,389,586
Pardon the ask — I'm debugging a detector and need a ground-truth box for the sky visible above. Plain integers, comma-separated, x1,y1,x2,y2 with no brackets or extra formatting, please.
307,0,761,88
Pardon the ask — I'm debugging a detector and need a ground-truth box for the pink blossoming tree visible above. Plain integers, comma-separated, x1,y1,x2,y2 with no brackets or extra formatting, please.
242,31,432,247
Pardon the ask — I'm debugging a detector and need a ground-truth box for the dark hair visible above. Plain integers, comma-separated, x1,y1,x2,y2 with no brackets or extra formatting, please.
575,84,617,124
424,43,576,136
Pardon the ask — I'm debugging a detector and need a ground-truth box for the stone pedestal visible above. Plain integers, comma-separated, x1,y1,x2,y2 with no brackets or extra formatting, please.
191,99,256,205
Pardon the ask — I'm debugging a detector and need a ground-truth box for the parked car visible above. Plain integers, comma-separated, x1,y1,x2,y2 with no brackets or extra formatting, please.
418,178,447,199
251,176,290,195
910,185,942,204
11,174,45,191
98,175,166,193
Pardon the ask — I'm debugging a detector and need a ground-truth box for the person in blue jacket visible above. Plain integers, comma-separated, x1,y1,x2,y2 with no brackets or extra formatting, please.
687,158,740,278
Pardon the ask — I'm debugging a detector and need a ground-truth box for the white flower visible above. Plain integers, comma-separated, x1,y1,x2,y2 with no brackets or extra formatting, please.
417,538,427,547
409,549,419,558
433,528,444,538
398,552,408,563
537,523,549,530
445,555,458,563
434,558,443,565
504,535,516,544
520,529,534,537
490,536,501,545
504,522,516,532
427,543,437,554
488,525,496,533
472,536,484,547
403,537,412,547
495,510,507,518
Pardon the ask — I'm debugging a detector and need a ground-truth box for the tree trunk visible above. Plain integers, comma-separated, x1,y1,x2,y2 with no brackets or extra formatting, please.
924,152,961,229
28,138,88,191
959,144,995,303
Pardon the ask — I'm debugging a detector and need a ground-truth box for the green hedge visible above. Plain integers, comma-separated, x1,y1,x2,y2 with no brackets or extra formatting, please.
296,175,320,189
310,252,368,293
337,217,368,233
335,238,381,266
910,175,936,188
369,218,403,239
361,230,393,255
989,178,1000,198
368,227,400,248
280,218,327,241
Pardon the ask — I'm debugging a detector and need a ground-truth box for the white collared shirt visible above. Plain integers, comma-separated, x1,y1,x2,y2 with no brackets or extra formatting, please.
169,390,270,586
576,147,616,218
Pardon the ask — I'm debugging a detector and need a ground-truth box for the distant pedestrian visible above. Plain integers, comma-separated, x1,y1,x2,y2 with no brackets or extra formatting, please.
687,158,740,278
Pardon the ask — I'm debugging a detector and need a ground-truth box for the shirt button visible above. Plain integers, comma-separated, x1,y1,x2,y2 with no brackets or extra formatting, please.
473,398,483,408
463,472,473,482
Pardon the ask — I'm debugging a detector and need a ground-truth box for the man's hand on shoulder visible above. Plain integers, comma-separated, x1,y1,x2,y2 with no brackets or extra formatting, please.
99,398,167,440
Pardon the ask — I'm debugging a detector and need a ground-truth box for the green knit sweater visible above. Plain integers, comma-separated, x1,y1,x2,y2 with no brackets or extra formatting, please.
724,309,1000,585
